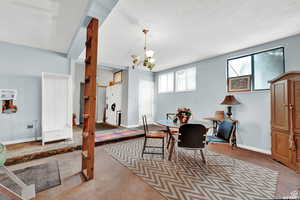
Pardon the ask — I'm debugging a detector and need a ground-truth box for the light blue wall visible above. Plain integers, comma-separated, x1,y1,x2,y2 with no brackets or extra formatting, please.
155,34,300,153
0,42,70,144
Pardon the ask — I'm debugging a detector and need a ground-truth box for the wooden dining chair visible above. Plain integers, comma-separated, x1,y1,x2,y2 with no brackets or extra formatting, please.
164,113,179,149
206,120,236,166
141,115,166,159
166,113,176,120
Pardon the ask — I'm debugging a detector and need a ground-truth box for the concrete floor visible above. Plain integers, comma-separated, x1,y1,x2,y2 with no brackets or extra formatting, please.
5,142,300,200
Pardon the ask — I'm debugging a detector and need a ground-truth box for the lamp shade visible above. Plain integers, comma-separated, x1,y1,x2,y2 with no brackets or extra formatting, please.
220,95,240,105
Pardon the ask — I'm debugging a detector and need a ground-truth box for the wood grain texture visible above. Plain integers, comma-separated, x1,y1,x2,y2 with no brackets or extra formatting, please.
270,71,300,173
81,18,99,180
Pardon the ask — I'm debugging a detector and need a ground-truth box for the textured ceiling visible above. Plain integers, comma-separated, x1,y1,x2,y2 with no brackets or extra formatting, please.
0,0,89,53
90,0,300,71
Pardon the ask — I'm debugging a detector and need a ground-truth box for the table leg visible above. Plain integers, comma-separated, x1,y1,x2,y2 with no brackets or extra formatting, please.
168,137,176,161
165,126,176,161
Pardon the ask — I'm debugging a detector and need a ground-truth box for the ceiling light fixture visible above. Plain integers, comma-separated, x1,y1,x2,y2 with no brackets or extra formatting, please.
131,29,155,70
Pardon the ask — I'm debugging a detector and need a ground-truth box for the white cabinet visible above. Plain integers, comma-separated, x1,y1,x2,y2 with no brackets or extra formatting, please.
42,73,72,145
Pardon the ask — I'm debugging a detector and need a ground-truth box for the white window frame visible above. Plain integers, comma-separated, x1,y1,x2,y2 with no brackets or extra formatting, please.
158,72,174,93
175,67,196,92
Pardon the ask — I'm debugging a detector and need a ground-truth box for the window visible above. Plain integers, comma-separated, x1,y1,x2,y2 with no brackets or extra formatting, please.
228,56,251,78
158,72,174,93
175,67,196,92
227,47,285,91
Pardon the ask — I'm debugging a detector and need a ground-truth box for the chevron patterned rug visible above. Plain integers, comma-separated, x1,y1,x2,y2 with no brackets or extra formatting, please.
104,138,279,200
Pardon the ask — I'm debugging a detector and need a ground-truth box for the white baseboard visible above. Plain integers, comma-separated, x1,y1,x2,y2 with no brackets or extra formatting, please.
122,123,157,129
121,124,140,128
3,137,42,145
237,144,271,155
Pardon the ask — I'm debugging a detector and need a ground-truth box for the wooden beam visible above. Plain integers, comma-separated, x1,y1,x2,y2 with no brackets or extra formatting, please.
81,18,99,181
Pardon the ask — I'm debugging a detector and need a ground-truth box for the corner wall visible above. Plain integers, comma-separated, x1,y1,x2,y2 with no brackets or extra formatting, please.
0,42,70,144
155,34,300,154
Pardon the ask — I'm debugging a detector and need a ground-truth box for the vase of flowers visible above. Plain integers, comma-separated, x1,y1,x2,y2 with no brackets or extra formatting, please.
176,108,192,123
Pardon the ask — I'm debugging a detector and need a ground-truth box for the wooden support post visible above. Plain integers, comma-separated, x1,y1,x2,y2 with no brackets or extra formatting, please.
81,18,99,181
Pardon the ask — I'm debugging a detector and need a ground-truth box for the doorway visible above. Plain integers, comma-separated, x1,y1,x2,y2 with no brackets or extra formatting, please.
139,80,154,125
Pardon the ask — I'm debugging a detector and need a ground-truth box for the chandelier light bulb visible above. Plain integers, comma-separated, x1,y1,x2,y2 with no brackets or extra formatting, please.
146,50,154,58
149,58,155,63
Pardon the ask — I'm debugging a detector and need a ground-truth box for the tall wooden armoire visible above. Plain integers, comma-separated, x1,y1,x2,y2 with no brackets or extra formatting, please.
269,71,300,173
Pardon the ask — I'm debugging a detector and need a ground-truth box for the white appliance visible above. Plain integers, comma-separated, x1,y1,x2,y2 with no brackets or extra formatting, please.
106,84,122,126
42,73,73,146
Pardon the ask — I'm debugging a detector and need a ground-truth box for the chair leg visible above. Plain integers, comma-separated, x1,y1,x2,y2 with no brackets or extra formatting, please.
162,137,165,159
142,137,147,158
200,149,206,164
167,135,171,149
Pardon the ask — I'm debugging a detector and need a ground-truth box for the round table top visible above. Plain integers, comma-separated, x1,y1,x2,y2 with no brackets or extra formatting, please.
156,119,211,128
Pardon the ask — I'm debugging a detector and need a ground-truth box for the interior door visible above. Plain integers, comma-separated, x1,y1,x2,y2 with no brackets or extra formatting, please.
271,80,290,165
42,73,72,145
139,80,154,125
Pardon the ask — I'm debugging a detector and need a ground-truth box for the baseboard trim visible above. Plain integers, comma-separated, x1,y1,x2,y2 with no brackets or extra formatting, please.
122,124,140,128
237,144,271,155
3,137,42,145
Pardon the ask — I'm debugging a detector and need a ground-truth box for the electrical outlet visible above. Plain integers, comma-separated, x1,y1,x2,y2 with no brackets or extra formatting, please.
27,124,34,129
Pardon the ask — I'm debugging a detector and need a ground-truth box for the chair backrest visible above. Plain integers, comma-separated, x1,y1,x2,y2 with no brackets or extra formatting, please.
216,120,234,141
178,124,207,149
214,111,225,120
142,115,149,134
166,113,176,120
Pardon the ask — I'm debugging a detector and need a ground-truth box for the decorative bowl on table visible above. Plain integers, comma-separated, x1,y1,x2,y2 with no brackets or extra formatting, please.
176,108,192,124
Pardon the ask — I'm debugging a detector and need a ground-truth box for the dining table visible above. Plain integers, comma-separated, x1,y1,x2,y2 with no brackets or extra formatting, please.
156,119,212,161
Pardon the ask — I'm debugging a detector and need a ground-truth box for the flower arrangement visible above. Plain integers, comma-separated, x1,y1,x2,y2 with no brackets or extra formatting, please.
176,107,192,123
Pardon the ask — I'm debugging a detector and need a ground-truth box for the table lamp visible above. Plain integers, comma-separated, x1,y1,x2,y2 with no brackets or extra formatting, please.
220,95,240,119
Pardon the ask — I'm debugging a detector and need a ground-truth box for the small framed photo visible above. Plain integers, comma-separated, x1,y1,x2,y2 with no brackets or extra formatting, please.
228,75,251,92
113,71,122,84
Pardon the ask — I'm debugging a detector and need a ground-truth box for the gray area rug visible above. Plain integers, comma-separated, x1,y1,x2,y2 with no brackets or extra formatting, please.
105,138,279,200
0,161,61,198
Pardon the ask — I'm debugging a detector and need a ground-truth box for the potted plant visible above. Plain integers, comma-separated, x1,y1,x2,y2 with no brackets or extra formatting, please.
176,108,192,123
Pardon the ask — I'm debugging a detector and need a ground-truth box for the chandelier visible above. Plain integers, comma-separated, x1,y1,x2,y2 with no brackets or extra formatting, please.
131,29,155,70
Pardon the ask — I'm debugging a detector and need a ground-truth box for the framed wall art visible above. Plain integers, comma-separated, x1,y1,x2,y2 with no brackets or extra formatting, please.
113,70,122,84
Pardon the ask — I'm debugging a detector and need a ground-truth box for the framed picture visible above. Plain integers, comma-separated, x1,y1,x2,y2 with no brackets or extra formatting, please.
0,89,18,114
228,75,251,92
113,71,122,84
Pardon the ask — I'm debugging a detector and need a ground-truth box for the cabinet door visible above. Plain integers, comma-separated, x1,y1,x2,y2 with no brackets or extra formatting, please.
271,80,289,131
291,80,300,135
271,80,290,165
290,80,300,171
272,131,290,165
